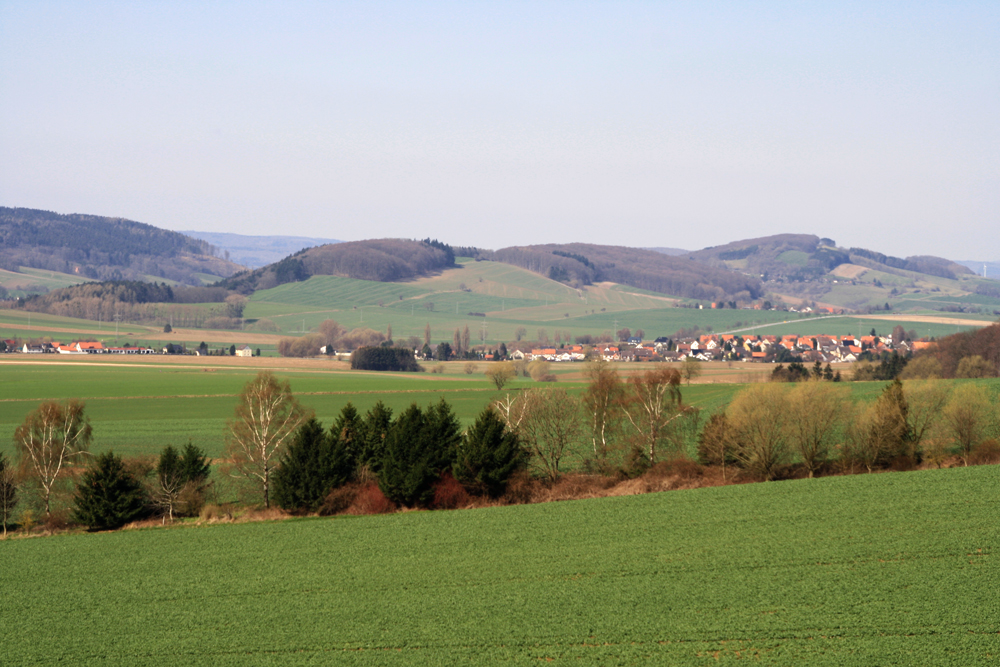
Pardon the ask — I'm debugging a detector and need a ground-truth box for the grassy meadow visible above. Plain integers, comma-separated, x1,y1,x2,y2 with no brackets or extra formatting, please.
3,465,999,665
0,356,761,461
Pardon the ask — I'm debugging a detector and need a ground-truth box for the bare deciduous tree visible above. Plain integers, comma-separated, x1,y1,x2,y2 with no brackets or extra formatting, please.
786,382,847,477
14,399,92,516
943,383,993,465
494,389,580,482
581,361,624,465
619,367,684,464
904,380,950,456
225,371,311,507
681,357,702,385
726,383,790,480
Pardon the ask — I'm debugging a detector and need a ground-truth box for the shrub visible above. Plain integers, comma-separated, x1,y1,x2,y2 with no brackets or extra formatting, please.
73,451,148,531
346,483,396,515
970,439,1000,465
464,362,478,375
431,472,471,509
318,483,360,516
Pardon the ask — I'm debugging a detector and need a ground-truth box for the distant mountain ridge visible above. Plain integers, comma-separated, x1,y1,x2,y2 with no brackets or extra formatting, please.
0,207,242,286
182,231,341,269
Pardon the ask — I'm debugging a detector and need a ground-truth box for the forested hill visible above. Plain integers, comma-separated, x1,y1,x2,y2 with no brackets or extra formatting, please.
485,243,763,301
219,238,456,293
687,233,974,281
0,207,243,285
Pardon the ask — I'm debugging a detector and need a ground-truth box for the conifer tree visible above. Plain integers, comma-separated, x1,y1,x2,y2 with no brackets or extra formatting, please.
272,419,353,512
453,407,526,497
73,451,148,531
357,401,393,473
378,400,460,507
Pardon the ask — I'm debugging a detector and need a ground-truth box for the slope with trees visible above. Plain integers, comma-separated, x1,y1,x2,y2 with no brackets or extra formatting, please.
0,207,242,285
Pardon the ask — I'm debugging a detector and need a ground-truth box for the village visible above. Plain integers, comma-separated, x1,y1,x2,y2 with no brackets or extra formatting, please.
3,331,933,364
520,331,933,364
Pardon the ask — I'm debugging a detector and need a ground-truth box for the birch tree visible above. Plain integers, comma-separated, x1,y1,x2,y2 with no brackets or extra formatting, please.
225,371,310,508
619,367,684,464
14,399,92,516
786,382,847,477
581,361,624,466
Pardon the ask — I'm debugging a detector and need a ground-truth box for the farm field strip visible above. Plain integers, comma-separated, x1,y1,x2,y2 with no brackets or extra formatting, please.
3,466,999,665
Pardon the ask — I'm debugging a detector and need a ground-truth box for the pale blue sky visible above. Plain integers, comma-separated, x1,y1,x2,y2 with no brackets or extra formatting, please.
1,2,997,259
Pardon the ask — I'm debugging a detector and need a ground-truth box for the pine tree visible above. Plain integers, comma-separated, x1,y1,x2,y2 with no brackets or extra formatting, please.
453,407,526,497
73,451,148,531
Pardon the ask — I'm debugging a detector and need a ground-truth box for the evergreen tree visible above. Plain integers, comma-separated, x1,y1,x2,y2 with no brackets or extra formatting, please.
357,401,393,473
378,401,459,507
73,451,148,531
179,442,211,485
331,402,362,464
272,418,353,512
453,407,526,497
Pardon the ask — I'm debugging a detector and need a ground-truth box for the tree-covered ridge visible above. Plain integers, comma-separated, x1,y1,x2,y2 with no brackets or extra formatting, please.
487,243,763,301
688,232,973,282
220,238,456,293
0,207,242,285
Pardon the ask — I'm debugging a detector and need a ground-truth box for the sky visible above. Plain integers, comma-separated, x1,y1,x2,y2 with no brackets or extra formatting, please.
1,1,997,260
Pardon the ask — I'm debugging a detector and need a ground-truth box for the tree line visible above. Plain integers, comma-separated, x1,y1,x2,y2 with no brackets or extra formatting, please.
4,368,998,535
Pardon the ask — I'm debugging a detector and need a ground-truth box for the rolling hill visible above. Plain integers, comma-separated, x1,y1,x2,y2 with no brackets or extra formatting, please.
0,207,243,288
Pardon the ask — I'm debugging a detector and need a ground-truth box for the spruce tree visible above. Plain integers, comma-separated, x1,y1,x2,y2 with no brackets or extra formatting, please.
331,403,362,470
357,401,393,473
378,401,459,508
273,419,355,512
179,442,211,485
73,451,148,531
453,407,526,497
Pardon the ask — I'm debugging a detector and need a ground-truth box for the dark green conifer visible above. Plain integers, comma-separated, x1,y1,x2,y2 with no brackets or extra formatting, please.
378,400,459,508
453,407,526,497
272,418,352,512
73,451,148,531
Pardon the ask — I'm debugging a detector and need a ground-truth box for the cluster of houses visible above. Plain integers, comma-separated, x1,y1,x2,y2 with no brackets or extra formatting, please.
10,340,156,355
513,333,932,364
5,339,259,357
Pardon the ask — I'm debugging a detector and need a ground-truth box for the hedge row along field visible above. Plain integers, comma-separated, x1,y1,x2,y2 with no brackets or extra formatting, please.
3,465,999,665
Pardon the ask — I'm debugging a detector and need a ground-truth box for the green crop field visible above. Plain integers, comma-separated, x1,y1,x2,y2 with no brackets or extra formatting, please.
3,465,999,665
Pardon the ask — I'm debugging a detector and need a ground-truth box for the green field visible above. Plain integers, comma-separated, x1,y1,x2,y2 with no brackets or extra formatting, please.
3,465,999,665
0,359,752,461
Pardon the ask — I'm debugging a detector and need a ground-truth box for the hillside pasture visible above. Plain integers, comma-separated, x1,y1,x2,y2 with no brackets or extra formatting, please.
3,466,999,665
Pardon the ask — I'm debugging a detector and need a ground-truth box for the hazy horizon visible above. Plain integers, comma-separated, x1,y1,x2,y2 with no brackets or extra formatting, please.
2,2,997,260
